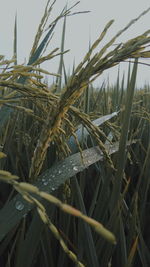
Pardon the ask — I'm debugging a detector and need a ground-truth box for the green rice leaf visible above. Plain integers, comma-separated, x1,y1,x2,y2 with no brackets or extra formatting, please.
68,111,119,153
0,141,127,242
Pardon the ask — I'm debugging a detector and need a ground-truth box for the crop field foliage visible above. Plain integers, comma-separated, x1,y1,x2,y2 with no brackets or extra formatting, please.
0,1,150,266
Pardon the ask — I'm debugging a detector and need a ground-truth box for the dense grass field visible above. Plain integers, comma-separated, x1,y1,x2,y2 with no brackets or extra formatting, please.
0,2,150,266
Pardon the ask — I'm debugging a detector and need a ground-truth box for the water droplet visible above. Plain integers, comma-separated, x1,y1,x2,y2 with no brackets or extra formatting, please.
43,181,48,186
111,149,116,153
58,170,62,174
15,201,24,211
73,166,78,171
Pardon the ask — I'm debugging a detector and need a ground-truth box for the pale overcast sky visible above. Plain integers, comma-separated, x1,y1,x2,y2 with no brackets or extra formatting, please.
0,0,150,87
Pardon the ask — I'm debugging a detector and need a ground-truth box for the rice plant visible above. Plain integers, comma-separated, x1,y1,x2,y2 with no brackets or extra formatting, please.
0,1,150,266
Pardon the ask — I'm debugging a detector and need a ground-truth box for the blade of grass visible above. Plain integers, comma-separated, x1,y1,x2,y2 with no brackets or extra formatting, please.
56,8,67,92
111,58,138,207
15,212,45,267
72,177,99,267
13,14,17,65
68,111,119,153
0,141,127,242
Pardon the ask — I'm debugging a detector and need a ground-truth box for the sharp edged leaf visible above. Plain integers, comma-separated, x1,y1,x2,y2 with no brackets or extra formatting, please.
112,58,138,206
37,141,125,193
68,111,119,153
28,22,56,65
15,212,44,267
73,178,99,267
13,14,17,65
56,10,67,92
0,141,125,242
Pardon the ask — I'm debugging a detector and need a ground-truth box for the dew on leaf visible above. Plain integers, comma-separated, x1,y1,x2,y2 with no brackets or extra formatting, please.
15,201,24,211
